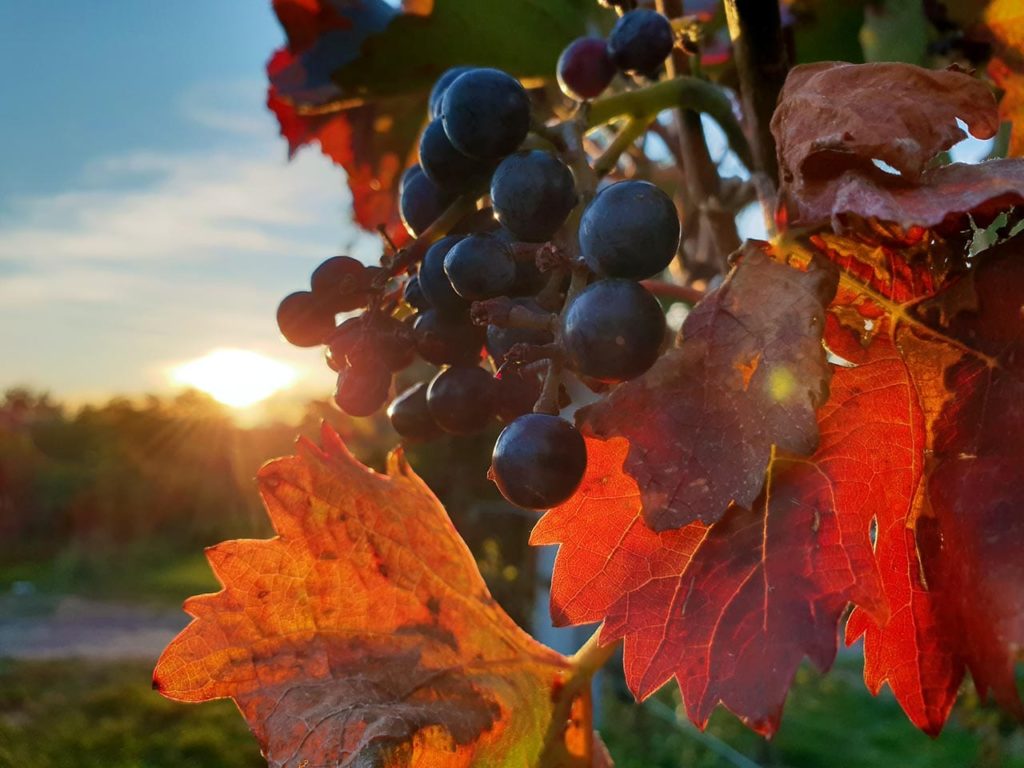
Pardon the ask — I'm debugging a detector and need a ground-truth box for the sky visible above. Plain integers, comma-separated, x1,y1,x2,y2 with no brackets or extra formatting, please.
0,3,378,404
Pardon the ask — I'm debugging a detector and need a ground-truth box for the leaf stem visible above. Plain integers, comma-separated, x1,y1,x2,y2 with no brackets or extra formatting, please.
570,628,622,680
586,78,753,172
593,115,656,177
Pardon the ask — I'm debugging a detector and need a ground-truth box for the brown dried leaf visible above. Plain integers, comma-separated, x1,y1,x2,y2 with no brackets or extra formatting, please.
579,242,837,531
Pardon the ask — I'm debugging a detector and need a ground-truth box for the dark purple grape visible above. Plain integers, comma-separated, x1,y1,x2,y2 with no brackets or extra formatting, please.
334,362,391,417
418,119,494,193
418,235,469,316
579,180,680,279
376,317,417,371
443,233,517,300
403,275,431,311
562,279,665,383
449,206,501,236
325,346,342,372
276,291,335,348
388,382,443,442
326,316,369,364
413,309,484,366
429,66,474,120
400,165,454,237
441,68,531,159
310,256,371,313
485,299,553,364
607,9,675,76
493,368,543,423
490,151,577,243
557,37,616,101
490,414,587,509
426,366,496,435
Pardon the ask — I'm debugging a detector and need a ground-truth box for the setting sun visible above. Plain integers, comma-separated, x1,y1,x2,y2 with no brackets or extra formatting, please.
171,349,298,408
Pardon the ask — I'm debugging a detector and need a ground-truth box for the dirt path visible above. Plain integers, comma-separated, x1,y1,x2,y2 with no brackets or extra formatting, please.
0,595,188,661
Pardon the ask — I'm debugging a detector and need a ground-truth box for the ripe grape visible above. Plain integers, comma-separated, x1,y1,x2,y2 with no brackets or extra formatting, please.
428,66,473,120
493,368,543,423
557,37,616,100
403,275,431,311
426,366,496,435
607,9,675,76
334,362,392,417
375,317,417,371
413,309,484,366
490,151,577,243
562,279,665,382
443,233,517,300
418,119,493,193
490,414,587,509
418,235,469,316
579,180,680,279
276,291,335,348
399,164,453,237
485,299,553,364
388,382,442,442
441,68,531,159
327,316,368,365
310,256,371,313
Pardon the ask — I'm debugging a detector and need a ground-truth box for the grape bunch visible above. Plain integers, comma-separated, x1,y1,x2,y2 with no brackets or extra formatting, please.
276,9,681,511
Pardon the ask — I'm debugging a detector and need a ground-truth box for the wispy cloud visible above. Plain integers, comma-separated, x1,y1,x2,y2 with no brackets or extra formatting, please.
0,85,378,399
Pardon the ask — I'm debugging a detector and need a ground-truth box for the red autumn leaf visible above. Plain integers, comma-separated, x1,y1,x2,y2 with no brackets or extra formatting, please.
771,61,1024,230
267,1,420,242
154,426,606,767
533,407,886,736
813,232,1024,734
579,242,838,531
536,230,1024,737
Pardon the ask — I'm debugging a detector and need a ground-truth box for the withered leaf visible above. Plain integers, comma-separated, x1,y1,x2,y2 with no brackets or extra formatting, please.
580,242,837,531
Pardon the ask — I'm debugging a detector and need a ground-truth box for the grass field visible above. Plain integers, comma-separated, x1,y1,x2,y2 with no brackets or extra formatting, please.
1,654,1021,767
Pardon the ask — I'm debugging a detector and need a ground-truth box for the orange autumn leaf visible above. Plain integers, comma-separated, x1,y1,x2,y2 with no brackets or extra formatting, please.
154,425,604,768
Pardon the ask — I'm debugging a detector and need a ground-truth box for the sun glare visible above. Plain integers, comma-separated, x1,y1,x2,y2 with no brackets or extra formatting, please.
171,349,298,408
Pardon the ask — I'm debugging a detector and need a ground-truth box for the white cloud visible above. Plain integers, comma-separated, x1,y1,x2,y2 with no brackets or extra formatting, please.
0,91,380,400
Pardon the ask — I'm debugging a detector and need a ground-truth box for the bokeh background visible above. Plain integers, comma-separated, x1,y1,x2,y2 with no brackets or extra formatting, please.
0,3,1021,767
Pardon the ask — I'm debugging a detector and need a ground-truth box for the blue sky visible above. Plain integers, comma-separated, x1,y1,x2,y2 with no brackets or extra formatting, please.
0,3,378,402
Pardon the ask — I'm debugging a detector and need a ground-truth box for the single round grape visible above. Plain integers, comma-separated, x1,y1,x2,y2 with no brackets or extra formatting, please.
443,233,517,300
449,205,501,236
426,366,496,435
607,9,675,76
334,362,392,417
327,315,369,365
399,164,454,237
441,68,531,159
418,119,493,193
579,180,680,279
557,37,616,101
490,151,577,243
490,414,587,510
493,368,543,423
485,299,553,364
310,256,370,313
562,279,665,383
388,382,443,442
428,66,474,120
418,235,469,316
276,291,335,348
403,275,431,311
376,316,417,371
413,309,484,366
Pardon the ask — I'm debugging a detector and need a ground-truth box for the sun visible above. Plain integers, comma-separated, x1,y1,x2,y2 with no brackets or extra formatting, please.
171,349,298,408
